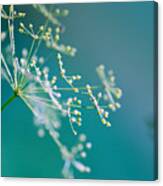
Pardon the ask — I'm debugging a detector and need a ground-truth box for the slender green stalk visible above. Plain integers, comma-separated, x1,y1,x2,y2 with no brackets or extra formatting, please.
27,39,36,62
70,104,108,110
23,86,101,93
1,94,17,112
57,86,100,91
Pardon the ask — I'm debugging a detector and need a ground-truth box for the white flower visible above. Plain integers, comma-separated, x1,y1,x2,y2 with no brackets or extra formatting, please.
86,142,92,149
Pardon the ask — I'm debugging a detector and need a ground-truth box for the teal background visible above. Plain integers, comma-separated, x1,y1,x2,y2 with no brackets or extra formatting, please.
1,1,157,180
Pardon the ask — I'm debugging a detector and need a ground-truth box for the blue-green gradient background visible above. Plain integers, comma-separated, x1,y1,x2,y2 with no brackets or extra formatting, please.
1,1,157,180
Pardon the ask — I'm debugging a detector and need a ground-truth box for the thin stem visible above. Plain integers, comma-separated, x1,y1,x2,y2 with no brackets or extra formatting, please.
57,86,101,91
1,94,17,112
22,86,101,93
69,104,108,110
1,53,14,84
32,17,50,57
27,39,36,62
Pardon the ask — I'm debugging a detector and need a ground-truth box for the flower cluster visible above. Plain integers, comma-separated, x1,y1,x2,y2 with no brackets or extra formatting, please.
1,4,122,178
62,133,92,178
86,84,111,127
19,22,50,41
1,5,26,20
33,4,69,27
57,53,81,92
96,65,122,111
45,25,76,56
66,97,82,135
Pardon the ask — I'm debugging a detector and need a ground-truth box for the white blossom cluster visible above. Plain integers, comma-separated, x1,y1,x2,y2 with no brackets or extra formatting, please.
57,53,81,93
96,65,122,111
1,5,122,178
86,84,111,127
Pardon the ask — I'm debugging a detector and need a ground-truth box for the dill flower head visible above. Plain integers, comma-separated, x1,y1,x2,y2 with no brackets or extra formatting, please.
96,65,122,111
1,4,123,178
1,5,91,178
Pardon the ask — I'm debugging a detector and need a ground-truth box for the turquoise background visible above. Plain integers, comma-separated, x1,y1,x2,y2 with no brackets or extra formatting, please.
1,1,157,180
